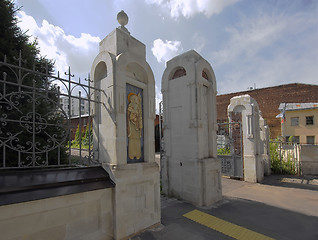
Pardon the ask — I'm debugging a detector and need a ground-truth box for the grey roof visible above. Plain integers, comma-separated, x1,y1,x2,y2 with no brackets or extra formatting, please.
278,103,318,111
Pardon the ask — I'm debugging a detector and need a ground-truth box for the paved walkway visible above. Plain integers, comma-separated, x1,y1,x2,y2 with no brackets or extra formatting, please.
222,175,318,217
133,175,318,240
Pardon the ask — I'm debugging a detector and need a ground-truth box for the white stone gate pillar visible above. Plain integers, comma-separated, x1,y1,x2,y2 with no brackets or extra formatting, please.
260,115,271,175
228,94,264,183
91,11,160,239
161,50,222,206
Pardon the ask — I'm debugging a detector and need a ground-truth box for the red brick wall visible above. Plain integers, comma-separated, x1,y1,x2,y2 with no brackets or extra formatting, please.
216,83,318,139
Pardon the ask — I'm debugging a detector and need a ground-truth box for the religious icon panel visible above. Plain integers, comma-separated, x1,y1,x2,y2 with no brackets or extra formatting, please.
126,83,144,163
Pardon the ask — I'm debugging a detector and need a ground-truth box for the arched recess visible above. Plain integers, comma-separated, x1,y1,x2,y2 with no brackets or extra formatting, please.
125,62,148,83
116,52,156,164
195,60,218,159
116,52,155,86
93,62,107,122
91,51,113,127
91,51,113,87
228,97,253,116
202,70,209,80
196,61,217,88
231,105,245,122
169,67,186,80
94,61,107,82
233,105,246,113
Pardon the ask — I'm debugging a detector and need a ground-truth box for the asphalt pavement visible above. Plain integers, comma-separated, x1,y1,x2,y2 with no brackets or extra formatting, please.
132,175,318,240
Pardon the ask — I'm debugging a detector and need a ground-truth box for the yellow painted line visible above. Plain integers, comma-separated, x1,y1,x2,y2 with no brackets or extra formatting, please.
183,210,274,240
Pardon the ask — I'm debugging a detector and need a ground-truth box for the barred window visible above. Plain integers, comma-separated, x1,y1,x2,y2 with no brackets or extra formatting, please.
307,136,315,144
306,116,314,125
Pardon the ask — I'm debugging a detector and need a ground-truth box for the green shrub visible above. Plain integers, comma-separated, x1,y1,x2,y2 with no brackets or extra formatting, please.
217,147,231,155
270,140,298,175
70,123,92,149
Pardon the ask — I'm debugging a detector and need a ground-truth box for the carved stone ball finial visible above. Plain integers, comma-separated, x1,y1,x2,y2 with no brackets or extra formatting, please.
117,10,128,27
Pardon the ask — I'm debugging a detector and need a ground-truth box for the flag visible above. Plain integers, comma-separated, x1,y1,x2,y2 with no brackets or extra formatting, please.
276,103,286,123
281,104,286,123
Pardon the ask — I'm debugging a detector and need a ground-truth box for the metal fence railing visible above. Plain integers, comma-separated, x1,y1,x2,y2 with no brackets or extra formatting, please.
0,52,103,169
269,141,300,175
217,122,244,178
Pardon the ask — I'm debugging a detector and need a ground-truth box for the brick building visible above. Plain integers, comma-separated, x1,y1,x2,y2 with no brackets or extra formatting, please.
216,83,318,139
70,115,92,140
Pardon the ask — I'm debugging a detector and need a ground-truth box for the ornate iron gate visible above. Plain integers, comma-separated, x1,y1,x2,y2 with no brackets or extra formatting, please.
0,53,103,169
217,121,243,178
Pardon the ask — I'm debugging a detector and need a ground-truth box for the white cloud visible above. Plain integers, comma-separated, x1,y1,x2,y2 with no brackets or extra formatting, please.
145,0,239,19
145,0,164,4
17,11,100,76
151,39,183,63
192,32,206,53
213,14,288,67
213,11,318,94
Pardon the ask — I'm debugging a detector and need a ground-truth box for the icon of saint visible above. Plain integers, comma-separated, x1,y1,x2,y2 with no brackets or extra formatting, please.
127,92,142,160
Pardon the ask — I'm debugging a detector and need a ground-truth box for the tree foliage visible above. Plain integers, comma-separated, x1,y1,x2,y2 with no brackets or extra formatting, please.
71,122,92,149
0,0,54,70
270,140,299,175
0,0,68,167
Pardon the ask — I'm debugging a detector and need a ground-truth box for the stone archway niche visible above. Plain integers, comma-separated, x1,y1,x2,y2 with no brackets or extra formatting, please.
228,94,264,183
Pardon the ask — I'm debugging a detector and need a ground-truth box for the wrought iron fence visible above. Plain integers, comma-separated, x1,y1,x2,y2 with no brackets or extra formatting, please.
217,122,244,178
217,122,242,156
0,52,102,169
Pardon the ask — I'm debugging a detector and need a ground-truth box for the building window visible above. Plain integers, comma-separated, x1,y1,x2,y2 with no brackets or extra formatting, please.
306,116,314,125
291,117,299,126
306,136,315,144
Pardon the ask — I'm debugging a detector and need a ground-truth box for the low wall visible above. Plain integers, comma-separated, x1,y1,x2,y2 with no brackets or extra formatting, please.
300,145,318,175
299,145,318,174
0,188,114,240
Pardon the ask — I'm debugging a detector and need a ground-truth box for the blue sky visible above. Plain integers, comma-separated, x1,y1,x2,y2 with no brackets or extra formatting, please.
15,0,318,109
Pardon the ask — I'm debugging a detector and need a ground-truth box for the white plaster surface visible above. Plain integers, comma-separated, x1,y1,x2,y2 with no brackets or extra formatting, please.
260,116,271,175
161,50,222,206
91,26,160,239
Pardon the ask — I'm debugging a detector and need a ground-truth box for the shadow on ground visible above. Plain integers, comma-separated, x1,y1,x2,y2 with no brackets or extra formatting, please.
133,196,318,240
261,174,318,191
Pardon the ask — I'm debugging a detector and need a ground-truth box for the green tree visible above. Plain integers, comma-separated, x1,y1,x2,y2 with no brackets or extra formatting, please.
74,124,81,142
0,0,53,72
82,122,92,146
0,0,67,167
